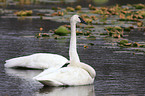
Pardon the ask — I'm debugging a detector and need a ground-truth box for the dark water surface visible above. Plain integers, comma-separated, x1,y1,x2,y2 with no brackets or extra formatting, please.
0,1,145,96
0,0,145,9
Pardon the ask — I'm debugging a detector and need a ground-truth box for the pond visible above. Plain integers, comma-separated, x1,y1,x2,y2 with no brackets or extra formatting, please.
0,0,145,96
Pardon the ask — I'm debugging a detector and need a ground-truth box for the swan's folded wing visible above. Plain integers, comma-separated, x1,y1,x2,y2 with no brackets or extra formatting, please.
34,67,94,86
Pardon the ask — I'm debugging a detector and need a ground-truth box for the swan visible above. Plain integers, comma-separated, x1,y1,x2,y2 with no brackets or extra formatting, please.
33,15,96,86
5,52,68,69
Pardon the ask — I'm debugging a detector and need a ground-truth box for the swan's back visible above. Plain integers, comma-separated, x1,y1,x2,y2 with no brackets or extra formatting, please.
34,67,94,86
5,53,68,69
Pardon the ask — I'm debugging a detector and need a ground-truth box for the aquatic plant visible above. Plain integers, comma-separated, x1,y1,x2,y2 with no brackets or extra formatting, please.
134,4,145,9
15,10,32,16
91,8,110,15
33,3,145,54
81,14,90,18
54,26,70,36
84,18,92,24
137,21,143,27
51,11,64,16
99,15,108,22
123,27,133,31
35,33,49,38
53,34,60,39
118,40,131,47
88,43,94,46
137,10,145,18
105,26,123,38
66,7,75,12
84,31,91,36
140,45,145,48
118,40,145,48
84,45,88,48
90,15,98,20
35,33,41,38
75,30,82,35
89,4,97,10
132,42,141,47
41,33,50,37
75,5,82,10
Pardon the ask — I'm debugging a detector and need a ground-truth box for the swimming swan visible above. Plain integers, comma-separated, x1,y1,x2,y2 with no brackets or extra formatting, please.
33,15,96,86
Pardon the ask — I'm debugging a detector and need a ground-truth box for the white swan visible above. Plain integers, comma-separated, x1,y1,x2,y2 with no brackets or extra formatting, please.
5,53,68,69
33,15,96,86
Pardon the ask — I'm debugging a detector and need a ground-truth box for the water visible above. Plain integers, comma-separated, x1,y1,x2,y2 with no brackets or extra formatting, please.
0,0,145,9
0,1,145,96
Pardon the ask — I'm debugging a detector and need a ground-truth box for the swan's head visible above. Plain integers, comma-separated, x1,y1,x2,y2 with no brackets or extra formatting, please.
70,15,87,24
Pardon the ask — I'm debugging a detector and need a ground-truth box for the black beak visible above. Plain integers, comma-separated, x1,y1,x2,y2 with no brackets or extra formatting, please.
79,17,87,24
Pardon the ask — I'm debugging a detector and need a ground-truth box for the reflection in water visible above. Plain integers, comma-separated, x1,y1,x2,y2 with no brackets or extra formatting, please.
36,85,95,96
5,68,43,79
4,68,43,96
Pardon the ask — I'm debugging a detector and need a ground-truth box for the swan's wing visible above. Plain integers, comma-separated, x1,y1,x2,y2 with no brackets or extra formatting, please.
34,67,94,86
5,53,68,69
79,62,96,79
33,67,60,79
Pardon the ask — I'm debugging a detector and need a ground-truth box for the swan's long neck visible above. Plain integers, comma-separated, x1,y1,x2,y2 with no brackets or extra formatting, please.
69,22,80,65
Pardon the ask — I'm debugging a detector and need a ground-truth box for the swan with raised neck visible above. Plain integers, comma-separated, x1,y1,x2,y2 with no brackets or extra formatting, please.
69,15,96,78
69,15,81,65
33,15,96,86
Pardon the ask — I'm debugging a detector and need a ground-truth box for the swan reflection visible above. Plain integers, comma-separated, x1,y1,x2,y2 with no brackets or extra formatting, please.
5,68,43,79
36,85,95,96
